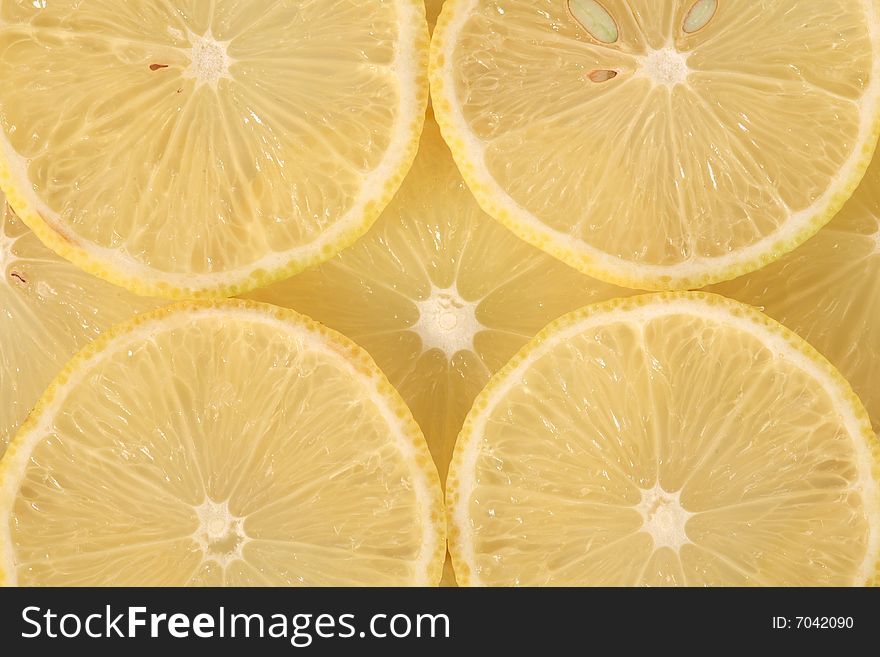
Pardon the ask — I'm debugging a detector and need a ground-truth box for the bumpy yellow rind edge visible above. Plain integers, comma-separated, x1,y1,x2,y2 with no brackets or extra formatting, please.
445,291,880,586
429,0,880,291
0,0,430,300
0,299,446,587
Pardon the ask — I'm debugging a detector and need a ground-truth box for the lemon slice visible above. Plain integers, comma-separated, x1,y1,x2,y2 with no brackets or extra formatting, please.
0,193,162,455
448,293,880,586
0,301,444,586
431,1,880,290
712,148,880,433
248,115,635,484
0,2,428,298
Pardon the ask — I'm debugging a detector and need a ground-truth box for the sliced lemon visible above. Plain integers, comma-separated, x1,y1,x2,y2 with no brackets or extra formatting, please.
712,148,880,433
0,300,444,586
248,115,635,485
431,0,880,290
0,1,428,298
448,293,880,586
0,193,162,454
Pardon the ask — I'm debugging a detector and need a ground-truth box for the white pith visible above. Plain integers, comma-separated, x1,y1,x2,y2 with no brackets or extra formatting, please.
635,483,694,551
184,31,234,88
412,284,483,358
637,47,690,87
193,498,249,566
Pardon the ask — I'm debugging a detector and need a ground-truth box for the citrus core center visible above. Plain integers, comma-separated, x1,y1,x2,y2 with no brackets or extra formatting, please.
639,47,690,87
185,32,232,87
413,286,483,358
194,498,248,565
635,484,693,550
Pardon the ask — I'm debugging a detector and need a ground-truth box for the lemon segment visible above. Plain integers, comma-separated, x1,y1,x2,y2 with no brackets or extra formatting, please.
712,147,880,433
430,0,880,290
0,193,163,454
0,1,429,298
0,301,444,586
447,293,880,586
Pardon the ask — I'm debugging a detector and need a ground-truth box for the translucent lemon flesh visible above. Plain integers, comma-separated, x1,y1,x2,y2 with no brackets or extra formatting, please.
0,193,162,454
0,1,428,297
447,293,880,586
713,148,880,433
0,301,444,586
430,0,880,289
248,115,636,484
